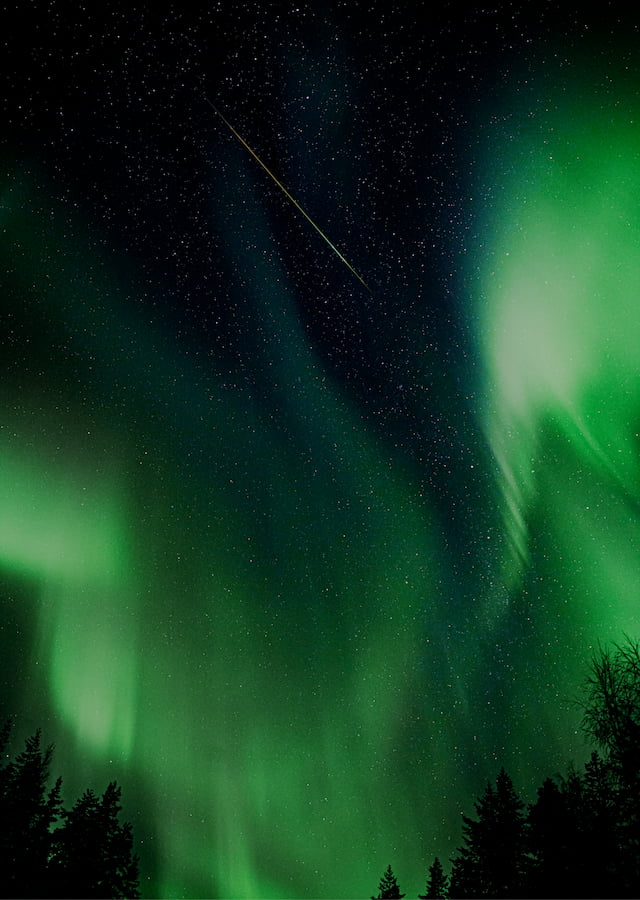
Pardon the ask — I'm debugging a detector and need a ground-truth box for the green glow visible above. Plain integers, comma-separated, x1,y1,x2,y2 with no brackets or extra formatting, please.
6,51,640,897
474,56,640,694
1,169,465,898
0,440,127,584
0,395,139,761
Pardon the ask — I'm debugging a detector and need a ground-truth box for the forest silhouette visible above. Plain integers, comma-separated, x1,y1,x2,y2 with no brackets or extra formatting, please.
2,638,640,898
374,637,640,899
0,721,139,899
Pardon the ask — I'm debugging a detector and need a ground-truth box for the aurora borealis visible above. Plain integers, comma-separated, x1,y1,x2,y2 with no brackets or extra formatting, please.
3,4,640,897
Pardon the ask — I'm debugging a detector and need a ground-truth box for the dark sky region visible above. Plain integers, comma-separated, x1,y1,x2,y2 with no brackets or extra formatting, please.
2,2,640,897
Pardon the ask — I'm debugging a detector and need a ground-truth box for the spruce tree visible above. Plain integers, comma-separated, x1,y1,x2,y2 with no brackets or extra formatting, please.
580,751,623,896
0,727,62,898
0,722,139,898
371,864,405,899
448,768,528,898
419,856,448,898
527,775,577,898
49,781,139,899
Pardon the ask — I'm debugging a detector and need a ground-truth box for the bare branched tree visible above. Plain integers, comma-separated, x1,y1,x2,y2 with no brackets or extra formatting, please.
581,636,640,785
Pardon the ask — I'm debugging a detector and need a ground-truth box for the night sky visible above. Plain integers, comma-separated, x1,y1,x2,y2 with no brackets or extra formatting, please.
3,2,640,897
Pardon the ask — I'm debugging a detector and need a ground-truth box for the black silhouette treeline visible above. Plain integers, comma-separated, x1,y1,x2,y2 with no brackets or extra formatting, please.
0,721,139,899
3,638,640,898
372,637,640,899
372,864,406,899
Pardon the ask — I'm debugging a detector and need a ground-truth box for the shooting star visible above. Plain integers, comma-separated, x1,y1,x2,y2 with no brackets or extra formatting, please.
205,97,372,294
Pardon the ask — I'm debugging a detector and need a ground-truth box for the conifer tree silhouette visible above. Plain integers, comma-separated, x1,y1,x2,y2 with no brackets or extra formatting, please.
527,775,574,897
419,856,448,899
371,864,405,899
0,725,62,898
449,768,528,898
49,781,139,899
0,721,139,899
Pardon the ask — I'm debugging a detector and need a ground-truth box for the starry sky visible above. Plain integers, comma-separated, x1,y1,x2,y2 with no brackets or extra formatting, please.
3,2,640,897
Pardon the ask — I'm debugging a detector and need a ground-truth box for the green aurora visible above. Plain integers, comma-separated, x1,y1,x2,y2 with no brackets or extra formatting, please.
3,45,640,899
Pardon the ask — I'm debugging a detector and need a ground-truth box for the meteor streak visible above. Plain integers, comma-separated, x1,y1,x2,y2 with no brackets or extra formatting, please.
205,97,372,293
